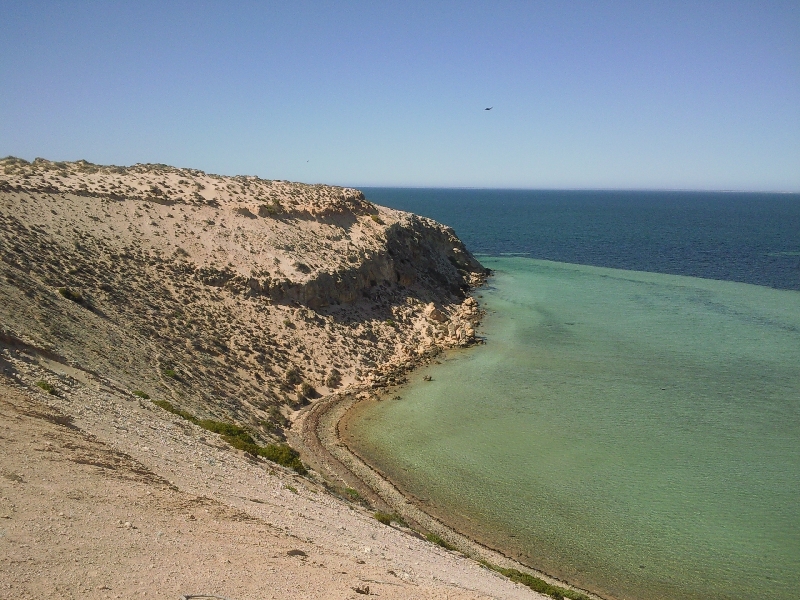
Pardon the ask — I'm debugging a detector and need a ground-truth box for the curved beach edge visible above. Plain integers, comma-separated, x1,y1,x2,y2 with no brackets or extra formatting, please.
288,354,606,600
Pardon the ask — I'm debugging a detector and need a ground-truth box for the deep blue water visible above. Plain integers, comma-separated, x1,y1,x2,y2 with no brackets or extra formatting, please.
349,189,800,599
361,189,800,290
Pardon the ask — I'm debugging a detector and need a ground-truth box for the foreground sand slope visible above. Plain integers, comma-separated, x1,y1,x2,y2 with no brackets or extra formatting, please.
0,357,541,599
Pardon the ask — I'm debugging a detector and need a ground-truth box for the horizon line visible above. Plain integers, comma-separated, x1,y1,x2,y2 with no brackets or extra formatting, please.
349,185,800,194
4,155,798,195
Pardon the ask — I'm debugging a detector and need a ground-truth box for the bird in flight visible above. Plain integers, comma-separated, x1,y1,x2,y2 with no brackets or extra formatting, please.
485,107,493,111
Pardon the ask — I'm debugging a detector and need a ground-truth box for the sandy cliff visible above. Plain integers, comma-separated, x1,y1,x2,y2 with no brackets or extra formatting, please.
0,157,563,599
0,156,486,432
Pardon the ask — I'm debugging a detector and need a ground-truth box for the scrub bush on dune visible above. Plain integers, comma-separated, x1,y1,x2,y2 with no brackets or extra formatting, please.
151,400,306,474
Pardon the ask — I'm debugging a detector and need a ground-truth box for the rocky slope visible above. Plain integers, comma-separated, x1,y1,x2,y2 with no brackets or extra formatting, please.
0,156,487,439
0,365,544,600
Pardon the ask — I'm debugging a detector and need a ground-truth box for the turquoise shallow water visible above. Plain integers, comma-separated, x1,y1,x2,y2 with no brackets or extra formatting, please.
345,257,800,600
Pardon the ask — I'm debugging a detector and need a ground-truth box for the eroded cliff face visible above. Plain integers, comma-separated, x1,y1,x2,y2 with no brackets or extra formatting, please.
0,157,486,439
245,213,484,309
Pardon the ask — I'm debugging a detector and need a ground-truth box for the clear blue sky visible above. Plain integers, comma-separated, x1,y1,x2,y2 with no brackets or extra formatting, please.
2,1,798,190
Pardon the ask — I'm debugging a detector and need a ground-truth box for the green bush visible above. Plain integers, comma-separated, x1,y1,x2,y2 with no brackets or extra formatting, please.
258,443,306,474
35,380,56,395
425,532,456,551
133,390,150,399
199,419,251,438
150,400,306,474
373,511,407,527
162,368,178,379
480,563,591,600
152,399,175,411
152,399,197,422
374,512,393,525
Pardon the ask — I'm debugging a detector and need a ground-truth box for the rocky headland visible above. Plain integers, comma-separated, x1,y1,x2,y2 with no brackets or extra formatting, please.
0,157,487,423
0,157,581,599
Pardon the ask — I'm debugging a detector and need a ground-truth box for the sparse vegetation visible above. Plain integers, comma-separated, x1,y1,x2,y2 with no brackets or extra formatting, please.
150,400,306,474
373,512,407,527
479,562,591,600
35,380,56,395
0,158,494,591
425,532,457,551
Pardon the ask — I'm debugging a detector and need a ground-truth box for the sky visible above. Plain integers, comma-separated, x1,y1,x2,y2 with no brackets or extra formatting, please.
1,1,798,190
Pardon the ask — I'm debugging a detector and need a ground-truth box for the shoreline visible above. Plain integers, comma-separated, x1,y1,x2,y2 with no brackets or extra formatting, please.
289,346,605,600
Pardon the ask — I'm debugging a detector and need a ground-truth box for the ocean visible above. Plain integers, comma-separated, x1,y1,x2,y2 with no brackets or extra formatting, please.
361,188,800,291
344,189,800,600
